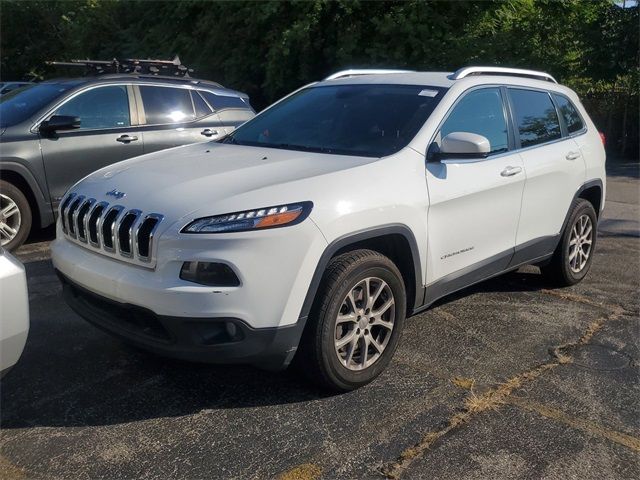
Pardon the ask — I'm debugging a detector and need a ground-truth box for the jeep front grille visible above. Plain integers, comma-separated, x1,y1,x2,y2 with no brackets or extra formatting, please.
60,193,164,267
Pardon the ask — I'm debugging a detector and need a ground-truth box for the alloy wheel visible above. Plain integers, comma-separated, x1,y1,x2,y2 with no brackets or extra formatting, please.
334,276,395,371
0,193,21,246
569,214,593,273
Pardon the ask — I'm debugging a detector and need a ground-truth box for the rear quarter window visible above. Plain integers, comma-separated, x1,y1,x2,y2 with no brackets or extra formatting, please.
200,91,249,111
192,91,213,118
509,88,561,148
553,94,585,134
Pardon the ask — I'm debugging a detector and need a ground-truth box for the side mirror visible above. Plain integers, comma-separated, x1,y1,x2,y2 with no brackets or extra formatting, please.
433,132,491,162
40,115,81,133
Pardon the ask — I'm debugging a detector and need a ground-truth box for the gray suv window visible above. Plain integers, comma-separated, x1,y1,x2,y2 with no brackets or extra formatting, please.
200,91,247,111
440,87,508,154
509,88,561,148
192,91,212,118
140,86,195,124
55,86,130,130
553,94,584,134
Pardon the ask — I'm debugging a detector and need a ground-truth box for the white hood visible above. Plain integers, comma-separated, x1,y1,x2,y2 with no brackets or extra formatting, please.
71,142,377,224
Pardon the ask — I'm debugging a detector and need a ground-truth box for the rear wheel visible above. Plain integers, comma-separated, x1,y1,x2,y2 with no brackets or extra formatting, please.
296,249,406,391
0,180,32,251
542,199,597,286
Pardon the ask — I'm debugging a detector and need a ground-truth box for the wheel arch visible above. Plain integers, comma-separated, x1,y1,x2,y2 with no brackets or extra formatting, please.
557,178,604,246
298,224,424,322
577,180,603,218
0,162,53,229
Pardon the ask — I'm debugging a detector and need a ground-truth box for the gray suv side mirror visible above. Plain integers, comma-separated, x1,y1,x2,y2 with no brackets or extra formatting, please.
40,115,81,133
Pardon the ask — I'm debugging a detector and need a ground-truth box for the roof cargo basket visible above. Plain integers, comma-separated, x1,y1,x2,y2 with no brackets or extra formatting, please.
47,55,194,77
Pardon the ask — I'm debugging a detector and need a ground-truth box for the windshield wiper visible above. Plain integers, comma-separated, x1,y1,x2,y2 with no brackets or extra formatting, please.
267,143,335,154
221,135,238,144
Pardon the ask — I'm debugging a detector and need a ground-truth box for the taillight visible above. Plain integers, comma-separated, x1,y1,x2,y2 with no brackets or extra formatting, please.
599,132,606,146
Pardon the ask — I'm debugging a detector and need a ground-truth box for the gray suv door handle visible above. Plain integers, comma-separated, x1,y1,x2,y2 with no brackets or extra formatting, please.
566,151,581,160
500,166,522,177
201,129,218,137
116,135,138,143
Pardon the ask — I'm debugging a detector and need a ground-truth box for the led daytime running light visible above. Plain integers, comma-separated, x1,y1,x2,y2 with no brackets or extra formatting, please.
182,202,312,233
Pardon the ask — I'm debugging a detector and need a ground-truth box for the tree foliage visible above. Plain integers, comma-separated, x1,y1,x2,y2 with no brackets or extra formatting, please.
1,0,637,156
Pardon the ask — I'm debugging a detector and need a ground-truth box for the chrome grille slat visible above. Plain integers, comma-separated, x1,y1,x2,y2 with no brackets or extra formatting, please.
75,198,95,243
61,192,164,268
66,196,84,238
88,201,108,247
136,214,164,261
102,205,124,252
60,193,77,234
118,209,141,257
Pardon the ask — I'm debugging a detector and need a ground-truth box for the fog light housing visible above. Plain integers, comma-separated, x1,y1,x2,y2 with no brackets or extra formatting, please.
180,262,240,287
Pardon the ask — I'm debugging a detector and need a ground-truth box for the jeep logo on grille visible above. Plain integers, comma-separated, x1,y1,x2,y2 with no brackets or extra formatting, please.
106,189,126,199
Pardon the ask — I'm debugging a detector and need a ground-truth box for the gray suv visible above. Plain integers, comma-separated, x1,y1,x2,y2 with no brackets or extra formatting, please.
0,73,254,250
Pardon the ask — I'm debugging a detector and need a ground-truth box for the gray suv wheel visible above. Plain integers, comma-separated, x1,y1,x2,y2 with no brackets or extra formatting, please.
0,180,32,250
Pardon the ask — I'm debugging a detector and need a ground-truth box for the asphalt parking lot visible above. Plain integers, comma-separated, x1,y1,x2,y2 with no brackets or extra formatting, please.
1,163,638,480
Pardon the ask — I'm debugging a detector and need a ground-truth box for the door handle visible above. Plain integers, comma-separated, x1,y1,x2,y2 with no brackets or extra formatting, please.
201,129,218,137
566,151,581,160
116,135,138,143
500,166,523,177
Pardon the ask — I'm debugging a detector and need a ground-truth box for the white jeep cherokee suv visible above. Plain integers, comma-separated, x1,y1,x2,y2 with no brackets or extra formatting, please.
51,67,605,391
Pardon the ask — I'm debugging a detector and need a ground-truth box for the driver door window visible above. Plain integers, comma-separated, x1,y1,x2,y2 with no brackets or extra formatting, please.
54,86,131,130
438,87,508,155
425,87,524,288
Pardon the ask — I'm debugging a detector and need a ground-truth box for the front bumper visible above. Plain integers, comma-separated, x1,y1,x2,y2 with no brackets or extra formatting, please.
58,272,305,370
0,250,29,375
51,217,327,369
51,218,326,328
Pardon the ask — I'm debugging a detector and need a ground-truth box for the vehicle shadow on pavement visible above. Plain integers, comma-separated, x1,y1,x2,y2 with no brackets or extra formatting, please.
0,344,333,429
0,260,554,430
431,267,549,309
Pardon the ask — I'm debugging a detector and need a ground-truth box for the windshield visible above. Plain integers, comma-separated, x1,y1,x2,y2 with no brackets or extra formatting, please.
224,84,446,157
0,83,75,128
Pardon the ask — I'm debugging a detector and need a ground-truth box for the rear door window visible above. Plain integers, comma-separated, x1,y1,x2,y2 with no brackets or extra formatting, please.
552,94,585,134
139,86,195,124
199,91,248,111
509,89,562,147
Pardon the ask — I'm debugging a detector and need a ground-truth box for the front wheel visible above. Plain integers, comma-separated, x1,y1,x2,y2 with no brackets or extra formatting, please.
542,199,597,286
296,249,406,391
0,180,32,251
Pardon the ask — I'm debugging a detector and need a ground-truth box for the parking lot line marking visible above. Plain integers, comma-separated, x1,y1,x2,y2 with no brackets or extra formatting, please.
508,396,640,452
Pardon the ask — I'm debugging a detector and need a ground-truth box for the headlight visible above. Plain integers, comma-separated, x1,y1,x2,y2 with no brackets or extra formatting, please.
181,201,313,234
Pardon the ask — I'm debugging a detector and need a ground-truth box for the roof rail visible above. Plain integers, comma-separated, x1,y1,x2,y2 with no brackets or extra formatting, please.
449,66,557,83
94,73,224,89
47,56,194,78
325,69,413,80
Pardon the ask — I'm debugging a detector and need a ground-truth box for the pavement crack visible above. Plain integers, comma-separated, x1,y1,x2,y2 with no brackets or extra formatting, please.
276,463,322,480
380,304,629,480
508,396,640,452
539,289,615,310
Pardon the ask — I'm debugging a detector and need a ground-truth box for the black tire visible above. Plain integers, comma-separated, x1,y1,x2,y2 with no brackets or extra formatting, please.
295,249,406,391
542,199,597,287
0,180,32,251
